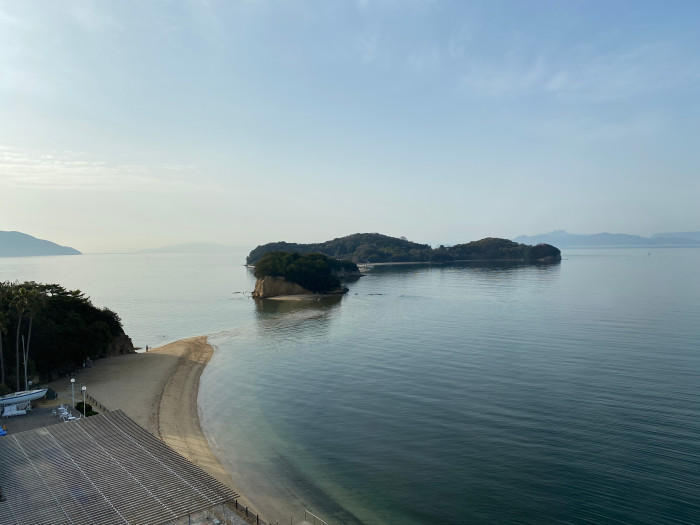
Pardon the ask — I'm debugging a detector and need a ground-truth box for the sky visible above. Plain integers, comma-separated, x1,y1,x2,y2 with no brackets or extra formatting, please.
1,0,699,252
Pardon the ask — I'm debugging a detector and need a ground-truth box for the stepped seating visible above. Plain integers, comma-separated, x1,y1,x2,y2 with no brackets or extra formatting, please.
0,410,239,525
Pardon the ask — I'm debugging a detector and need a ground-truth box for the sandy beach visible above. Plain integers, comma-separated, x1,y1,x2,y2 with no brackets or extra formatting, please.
266,294,331,301
47,336,259,514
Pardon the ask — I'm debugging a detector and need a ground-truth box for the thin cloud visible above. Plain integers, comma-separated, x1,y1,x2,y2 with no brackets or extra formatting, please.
0,6,24,28
406,46,441,74
356,32,380,64
447,24,472,60
459,43,699,100
67,2,118,32
0,146,200,192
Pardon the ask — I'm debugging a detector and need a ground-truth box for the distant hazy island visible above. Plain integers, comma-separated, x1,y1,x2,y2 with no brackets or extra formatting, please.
247,233,561,266
515,230,700,248
251,252,358,298
0,231,81,257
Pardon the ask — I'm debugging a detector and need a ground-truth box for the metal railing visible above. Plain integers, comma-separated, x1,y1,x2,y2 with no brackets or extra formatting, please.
84,392,110,413
304,509,329,525
226,500,331,525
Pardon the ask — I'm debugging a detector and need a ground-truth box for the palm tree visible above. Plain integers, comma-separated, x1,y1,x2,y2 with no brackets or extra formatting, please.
0,281,9,386
10,284,28,391
21,283,45,390
0,314,5,387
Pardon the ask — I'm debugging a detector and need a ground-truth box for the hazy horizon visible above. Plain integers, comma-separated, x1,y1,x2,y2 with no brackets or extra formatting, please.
2,1,699,252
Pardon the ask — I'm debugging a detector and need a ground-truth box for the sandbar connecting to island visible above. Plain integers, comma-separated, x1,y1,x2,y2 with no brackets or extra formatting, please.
47,336,261,517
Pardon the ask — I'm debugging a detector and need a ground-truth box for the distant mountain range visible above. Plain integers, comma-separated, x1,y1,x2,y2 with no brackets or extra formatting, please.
138,242,234,254
0,231,81,257
514,230,700,247
652,231,700,242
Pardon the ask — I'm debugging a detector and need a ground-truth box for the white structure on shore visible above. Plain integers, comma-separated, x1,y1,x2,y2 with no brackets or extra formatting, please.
0,388,47,418
0,388,48,406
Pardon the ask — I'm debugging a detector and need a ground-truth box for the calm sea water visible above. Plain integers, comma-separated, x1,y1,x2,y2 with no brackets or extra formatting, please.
2,248,699,524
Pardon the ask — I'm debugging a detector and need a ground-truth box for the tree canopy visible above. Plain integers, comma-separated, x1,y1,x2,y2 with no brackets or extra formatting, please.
0,281,133,391
247,233,561,264
254,252,356,293
247,233,433,264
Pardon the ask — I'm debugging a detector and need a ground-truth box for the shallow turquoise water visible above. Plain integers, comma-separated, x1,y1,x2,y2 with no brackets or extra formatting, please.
3,248,699,524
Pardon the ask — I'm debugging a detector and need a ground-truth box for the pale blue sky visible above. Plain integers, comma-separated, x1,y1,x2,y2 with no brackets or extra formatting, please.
1,1,698,251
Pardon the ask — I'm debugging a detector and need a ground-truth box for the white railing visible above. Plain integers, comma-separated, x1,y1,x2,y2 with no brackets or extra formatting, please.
304,509,329,525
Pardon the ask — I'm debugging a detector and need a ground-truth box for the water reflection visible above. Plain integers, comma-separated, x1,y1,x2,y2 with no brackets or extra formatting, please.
365,260,561,275
253,295,343,337
254,295,343,314
205,249,700,525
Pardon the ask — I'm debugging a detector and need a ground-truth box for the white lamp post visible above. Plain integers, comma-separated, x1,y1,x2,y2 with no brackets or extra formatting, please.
70,378,75,411
81,385,87,417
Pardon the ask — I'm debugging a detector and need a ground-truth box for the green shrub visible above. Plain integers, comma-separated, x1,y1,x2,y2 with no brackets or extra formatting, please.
0,281,133,384
254,252,349,293
75,401,98,417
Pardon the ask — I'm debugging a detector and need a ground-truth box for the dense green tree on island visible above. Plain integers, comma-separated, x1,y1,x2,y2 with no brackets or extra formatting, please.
247,233,434,264
0,281,134,392
247,233,561,265
254,252,358,293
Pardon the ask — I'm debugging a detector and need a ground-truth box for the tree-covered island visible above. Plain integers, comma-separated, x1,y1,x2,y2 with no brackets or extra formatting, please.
247,233,561,265
252,252,359,298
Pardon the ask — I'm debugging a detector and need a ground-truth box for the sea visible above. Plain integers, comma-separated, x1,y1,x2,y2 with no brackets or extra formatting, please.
1,247,699,524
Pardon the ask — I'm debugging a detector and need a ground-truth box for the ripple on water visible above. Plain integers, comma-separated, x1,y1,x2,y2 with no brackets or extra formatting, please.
199,249,700,524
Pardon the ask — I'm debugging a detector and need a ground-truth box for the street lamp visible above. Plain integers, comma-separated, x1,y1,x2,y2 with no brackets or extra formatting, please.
70,378,76,411
81,385,87,417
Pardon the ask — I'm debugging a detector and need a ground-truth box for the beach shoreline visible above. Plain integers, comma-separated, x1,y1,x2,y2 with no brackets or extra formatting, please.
47,336,261,516
265,293,337,301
